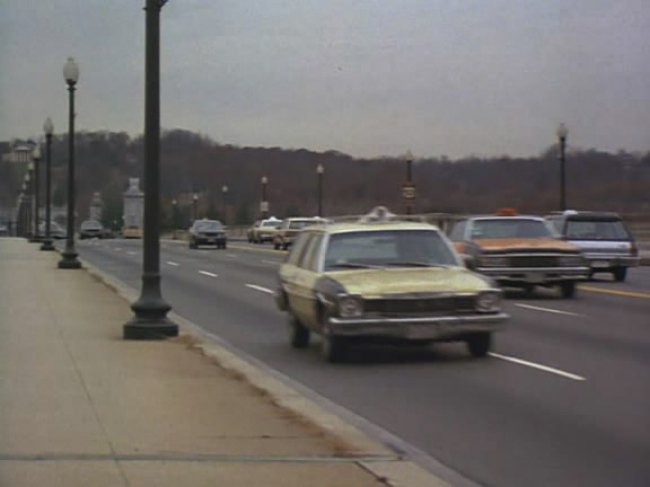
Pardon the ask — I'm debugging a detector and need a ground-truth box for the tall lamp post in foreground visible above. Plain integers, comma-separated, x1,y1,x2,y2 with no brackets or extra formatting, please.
260,176,269,218
124,0,177,339
41,117,55,251
24,173,32,239
402,151,416,215
316,164,324,217
29,145,42,242
58,57,81,269
557,123,568,211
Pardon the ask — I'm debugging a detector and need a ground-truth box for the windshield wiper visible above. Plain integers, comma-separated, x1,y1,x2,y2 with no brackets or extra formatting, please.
385,261,449,268
328,262,377,269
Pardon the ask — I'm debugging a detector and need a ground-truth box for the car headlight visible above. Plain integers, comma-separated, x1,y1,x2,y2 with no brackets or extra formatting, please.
337,294,364,318
479,255,510,267
475,291,501,313
558,255,583,266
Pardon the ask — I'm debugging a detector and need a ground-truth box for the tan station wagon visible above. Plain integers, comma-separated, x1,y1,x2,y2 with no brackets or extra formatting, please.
275,208,509,362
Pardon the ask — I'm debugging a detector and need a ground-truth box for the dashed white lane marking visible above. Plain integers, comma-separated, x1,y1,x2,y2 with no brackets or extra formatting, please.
514,303,581,317
245,284,274,295
489,352,586,381
226,253,237,258
114,248,122,252
126,251,136,255
261,259,282,266
166,261,179,267
198,270,218,278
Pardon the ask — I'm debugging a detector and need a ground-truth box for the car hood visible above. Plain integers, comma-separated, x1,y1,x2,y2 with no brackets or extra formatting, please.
474,238,578,253
327,267,490,298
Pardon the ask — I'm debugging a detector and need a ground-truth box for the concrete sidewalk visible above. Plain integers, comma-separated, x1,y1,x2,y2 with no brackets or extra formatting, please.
0,239,447,487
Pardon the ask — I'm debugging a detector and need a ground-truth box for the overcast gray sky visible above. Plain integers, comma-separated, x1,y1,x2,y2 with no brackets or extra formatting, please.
1,0,648,159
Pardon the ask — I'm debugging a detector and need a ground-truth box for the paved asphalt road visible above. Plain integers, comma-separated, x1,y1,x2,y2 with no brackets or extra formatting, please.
68,238,650,487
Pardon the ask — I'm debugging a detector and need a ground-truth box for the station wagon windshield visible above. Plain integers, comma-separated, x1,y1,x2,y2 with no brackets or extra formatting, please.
471,219,554,239
324,230,458,270
565,219,629,240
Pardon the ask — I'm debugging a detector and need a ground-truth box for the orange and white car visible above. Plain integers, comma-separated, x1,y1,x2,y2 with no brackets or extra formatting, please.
447,210,589,298
273,217,327,250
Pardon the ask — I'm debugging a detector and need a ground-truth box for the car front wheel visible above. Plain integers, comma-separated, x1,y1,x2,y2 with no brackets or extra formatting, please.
560,281,576,298
612,267,627,282
466,332,491,358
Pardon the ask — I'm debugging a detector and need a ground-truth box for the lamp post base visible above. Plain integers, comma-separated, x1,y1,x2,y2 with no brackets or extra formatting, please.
58,252,81,269
29,235,43,243
123,317,178,340
40,239,55,251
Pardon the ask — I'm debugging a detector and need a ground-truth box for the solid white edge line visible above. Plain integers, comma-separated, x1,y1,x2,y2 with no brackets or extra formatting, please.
166,261,179,267
514,303,581,317
489,352,586,381
261,259,282,265
245,283,274,295
198,270,218,278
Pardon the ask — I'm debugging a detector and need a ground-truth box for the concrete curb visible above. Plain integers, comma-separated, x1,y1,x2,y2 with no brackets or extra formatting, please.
78,257,456,487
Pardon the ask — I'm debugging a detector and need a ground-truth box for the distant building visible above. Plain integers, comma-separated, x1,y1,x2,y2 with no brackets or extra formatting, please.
123,178,144,230
2,142,36,163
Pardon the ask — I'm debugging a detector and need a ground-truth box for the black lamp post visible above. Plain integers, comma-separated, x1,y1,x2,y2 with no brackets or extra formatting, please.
41,117,55,251
261,176,268,218
58,57,81,269
402,150,416,215
192,193,198,221
30,146,42,242
316,164,324,217
124,0,177,339
221,185,228,223
557,123,568,211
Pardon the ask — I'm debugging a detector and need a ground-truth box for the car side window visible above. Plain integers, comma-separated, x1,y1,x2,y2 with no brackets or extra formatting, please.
448,220,467,241
287,233,309,265
297,234,323,271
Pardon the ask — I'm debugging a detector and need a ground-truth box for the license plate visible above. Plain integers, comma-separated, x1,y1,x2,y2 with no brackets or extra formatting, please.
526,273,545,284
591,261,609,269
407,326,438,339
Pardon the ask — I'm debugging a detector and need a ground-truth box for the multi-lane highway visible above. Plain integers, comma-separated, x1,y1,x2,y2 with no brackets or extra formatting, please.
69,238,649,487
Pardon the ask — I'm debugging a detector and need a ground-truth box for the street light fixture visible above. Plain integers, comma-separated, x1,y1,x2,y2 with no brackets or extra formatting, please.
556,123,568,211
41,117,55,250
30,145,42,242
261,176,268,218
221,185,228,223
124,0,177,339
316,164,324,217
58,57,82,269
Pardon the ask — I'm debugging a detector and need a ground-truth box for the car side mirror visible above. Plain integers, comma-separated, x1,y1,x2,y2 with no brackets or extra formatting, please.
462,254,477,270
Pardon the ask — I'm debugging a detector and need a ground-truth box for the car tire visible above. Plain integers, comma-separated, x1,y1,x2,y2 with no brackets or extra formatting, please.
467,332,491,358
560,281,576,298
222,242,227,250
274,242,280,250
320,317,347,363
288,314,310,349
612,267,627,282
282,243,289,251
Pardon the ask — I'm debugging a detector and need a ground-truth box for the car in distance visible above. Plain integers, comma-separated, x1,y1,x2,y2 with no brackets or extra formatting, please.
39,221,66,239
275,207,508,362
79,220,110,239
546,210,639,282
273,217,327,250
122,225,143,239
448,209,589,298
249,217,283,244
188,219,227,249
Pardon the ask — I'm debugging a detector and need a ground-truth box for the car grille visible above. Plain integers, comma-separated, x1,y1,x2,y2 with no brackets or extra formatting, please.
201,232,222,237
364,296,476,317
508,256,559,267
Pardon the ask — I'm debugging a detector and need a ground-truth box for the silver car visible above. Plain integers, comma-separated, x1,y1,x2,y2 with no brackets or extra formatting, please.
546,211,639,282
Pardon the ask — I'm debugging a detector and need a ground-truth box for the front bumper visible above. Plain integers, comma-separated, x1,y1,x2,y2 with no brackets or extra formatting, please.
195,235,226,245
583,255,640,270
477,266,589,284
328,313,508,340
